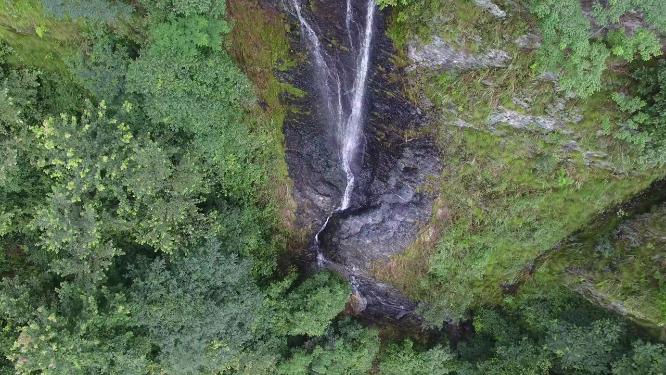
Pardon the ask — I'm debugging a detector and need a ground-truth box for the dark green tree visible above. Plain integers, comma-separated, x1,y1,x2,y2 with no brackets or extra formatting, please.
277,319,380,375
69,27,132,103
30,101,212,286
466,340,552,375
531,0,664,98
7,283,148,374
137,0,227,20
41,0,134,22
268,270,350,337
128,240,264,374
379,340,457,375
611,341,666,375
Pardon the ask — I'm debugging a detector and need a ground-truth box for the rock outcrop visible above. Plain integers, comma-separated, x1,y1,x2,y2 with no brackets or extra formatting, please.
473,0,506,18
408,37,511,71
322,138,440,271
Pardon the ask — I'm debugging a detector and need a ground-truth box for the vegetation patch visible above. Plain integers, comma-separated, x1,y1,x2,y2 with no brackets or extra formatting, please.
0,0,81,72
375,0,666,325
227,0,300,231
534,199,666,333
0,0,665,373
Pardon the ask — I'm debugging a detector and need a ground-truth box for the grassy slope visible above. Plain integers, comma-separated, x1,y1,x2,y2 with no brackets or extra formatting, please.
0,0,81,72
373,0,665,320
530,201,666,334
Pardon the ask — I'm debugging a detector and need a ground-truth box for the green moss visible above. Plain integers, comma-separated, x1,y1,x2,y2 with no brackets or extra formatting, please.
378,41,661,317
531,201,666,331
227,0,300,229
375,0,666,319
0,0,81,72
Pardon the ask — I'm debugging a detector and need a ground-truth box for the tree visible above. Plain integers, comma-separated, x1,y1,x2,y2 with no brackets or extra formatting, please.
69,26,131,103
269,270,350,337
471,340,552,375
128,240,265,374
546,319,625,373
531,0,664,98
600,60,666,168
612,341,666,375
137,0,227,20
126,15,264,205
41,0,134,22
8,283,148,375
278,319,380,375
30,100,212,287
379,340,457,375
463,308,551,375
531,0,610,98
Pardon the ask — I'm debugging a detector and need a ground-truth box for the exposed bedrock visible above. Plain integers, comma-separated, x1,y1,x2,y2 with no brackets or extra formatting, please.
277,0,441,321
408,36,511,71
321,138,440,271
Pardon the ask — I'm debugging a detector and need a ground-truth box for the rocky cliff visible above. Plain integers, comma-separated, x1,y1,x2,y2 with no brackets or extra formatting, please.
277,0,440,321
270,0,666,328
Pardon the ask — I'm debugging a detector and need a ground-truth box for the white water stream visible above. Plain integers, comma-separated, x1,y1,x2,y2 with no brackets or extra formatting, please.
340,0,375,210
292,0,376,266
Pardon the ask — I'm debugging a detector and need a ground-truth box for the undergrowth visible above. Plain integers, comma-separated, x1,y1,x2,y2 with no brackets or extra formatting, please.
0,0,81,72
533,201,666,332
226,0,307,256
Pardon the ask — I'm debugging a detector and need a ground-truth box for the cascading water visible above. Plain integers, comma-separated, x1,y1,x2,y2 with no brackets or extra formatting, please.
292,0,376,267
340,0,375,211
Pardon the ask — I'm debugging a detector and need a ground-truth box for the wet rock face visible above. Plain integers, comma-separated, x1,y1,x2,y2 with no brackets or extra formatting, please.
278,0,440,321
354,274,419,323
322,138,440,271
281,91,343,228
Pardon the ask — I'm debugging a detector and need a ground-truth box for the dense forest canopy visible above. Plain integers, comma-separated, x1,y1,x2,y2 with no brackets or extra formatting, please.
0,0,664,374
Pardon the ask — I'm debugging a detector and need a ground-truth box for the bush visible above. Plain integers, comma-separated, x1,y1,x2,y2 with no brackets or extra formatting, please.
531,0,663,98
602,60,666,168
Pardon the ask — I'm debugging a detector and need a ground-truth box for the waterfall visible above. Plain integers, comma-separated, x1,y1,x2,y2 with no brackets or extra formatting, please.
292,0,376,266
340,0,375,210
292,0,375,211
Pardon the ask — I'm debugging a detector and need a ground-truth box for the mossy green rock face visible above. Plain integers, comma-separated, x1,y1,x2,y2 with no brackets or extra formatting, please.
368,0,666,325
537,181,666,336
281,0,666,327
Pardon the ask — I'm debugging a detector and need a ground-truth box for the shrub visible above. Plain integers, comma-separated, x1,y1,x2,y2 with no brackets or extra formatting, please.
531,0,663,98
602,60,666,168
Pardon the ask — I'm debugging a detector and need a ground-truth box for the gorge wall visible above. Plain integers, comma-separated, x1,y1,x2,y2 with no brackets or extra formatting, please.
278,0,440,321
271,0,666,332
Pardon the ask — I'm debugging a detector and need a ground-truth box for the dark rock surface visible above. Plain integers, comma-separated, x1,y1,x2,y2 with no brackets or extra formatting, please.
321,138,440,271
275,0,441,322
